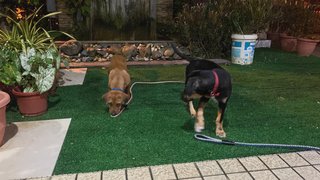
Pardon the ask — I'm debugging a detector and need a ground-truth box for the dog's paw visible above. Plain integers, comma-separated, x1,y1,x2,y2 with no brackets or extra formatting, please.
216,130,226,138
194,124,204,133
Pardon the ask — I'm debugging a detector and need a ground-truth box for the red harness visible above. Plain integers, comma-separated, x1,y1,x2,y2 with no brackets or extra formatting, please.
210,70,220,97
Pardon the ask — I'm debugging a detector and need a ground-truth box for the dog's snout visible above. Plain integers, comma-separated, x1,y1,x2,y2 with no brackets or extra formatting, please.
111,112,118,116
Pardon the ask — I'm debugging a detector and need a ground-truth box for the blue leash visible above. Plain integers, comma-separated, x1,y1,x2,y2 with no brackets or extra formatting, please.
194,134,320,151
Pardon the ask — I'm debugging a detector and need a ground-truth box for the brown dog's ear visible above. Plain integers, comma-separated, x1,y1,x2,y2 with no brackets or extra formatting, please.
123,93,130,104
102,92,109,102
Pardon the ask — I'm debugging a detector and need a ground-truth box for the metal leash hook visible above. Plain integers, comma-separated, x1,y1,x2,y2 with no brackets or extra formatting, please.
194,134,320,151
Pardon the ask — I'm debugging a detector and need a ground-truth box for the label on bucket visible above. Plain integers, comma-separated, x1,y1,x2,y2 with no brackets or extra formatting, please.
232,40,256,65
233,41,242,47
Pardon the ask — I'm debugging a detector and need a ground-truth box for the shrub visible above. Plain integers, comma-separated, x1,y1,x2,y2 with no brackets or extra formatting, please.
173,1,234,58
173,0,273,58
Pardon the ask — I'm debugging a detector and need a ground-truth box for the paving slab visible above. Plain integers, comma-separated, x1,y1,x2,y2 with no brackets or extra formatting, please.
279,153,309,167
77,171,101,180
29,151,320,180
217,158,246,174
272,168,303,180
173,162,200,179
127,166,152,180
0,118,71,180
298,151,320,165
238,156,268,171
294,166,320,180
150,164,176,180
102,169,126,180
249,170,278,180
58,68,87,86
259,154,289,169
196,160,224,176
226,172,253,180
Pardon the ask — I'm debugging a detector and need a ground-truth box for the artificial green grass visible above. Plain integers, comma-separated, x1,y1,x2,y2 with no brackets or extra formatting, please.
6,48,320,174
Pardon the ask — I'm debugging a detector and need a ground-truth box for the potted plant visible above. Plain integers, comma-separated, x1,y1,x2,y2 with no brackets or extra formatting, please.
278,0,306,52
0,90,10,146
266,0,286,48
0,7,73,116
230,0,273,65
294,2,320,56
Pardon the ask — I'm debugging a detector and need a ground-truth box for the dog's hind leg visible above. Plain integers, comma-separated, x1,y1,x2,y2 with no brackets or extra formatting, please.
195,97,209,132
188,101,196,117
215,100,228,138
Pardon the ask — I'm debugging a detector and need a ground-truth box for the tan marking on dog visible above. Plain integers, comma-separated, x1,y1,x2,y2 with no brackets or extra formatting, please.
215,110,226,137
188,101,196,117
195,101,207,132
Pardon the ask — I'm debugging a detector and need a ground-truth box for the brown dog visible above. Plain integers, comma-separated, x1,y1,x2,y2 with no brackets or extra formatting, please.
103,55,131,116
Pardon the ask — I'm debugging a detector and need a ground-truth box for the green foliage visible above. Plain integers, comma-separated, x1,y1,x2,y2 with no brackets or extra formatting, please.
0,6,66,52
231,0,273,34
0,6,73,93
268,0,286,33
274,0,320,37
19,47,59,93
173,0,273,58
174,1,234,58
0,45,21,86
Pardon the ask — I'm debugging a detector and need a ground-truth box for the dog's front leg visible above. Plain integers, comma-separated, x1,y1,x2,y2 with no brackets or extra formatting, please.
188,101,196,117
195,97,209,132
216,100,227,138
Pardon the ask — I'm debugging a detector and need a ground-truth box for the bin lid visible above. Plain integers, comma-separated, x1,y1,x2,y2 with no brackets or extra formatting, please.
232,34,258,40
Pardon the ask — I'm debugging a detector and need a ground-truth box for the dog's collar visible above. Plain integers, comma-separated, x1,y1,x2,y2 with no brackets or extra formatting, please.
111,88,125,92
210,70,220,97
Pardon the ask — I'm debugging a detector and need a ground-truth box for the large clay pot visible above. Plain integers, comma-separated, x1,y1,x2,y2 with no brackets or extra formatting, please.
296,38,320,57
12,88,48,116
0,91,10,146
280,34,297,52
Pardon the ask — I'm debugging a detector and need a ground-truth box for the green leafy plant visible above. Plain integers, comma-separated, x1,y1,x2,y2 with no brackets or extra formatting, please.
0,6,73,93
18,47,60,93
0,6,69,52
268,0,286,33
292,0,320,38
231,0,273,34
174,1,234,58
0,44,21,86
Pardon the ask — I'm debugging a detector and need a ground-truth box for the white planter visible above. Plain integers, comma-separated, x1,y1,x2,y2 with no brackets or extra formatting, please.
231,34,258,65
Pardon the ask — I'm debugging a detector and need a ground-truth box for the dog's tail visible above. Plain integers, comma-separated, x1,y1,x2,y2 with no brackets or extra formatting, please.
170,43,203,62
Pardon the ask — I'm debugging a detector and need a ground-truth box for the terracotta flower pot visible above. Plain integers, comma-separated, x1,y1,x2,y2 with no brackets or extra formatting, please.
267,32,280,48
12,88,48,116
280,34,297,52
296,38,320,57
0,91,10,146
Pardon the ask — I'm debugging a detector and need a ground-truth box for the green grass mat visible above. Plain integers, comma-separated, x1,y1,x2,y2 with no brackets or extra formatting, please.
6,48,320,174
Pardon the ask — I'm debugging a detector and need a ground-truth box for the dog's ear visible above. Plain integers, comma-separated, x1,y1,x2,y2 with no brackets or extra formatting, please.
102,92,110,102
184,78,201,96
123,93,130,104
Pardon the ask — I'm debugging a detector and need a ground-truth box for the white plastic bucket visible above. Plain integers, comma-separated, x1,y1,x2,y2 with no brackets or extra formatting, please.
231,34,258,65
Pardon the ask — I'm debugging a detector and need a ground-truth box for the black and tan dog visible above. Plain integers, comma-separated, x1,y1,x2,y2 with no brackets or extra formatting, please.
102,55,131,116
172,44,232,137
